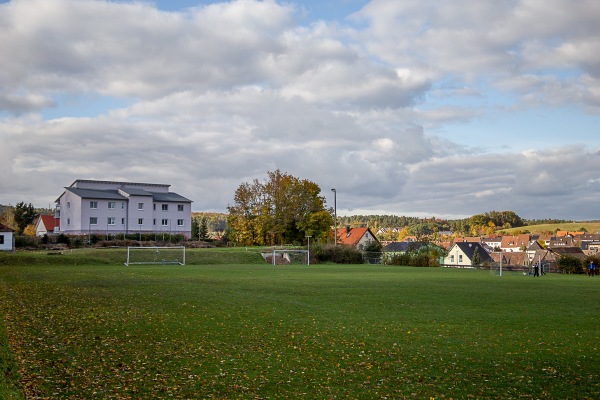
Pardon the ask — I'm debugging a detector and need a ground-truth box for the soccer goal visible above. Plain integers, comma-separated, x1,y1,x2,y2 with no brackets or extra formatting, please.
125,246,186,266
271,249,310,265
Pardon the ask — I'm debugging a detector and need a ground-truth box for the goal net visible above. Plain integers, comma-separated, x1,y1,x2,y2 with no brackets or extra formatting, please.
125,246,186,266
490,260,527,276
270,249,309,265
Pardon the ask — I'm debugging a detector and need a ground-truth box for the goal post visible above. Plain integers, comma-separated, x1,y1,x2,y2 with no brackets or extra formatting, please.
125,246,186,266
271,249,310,265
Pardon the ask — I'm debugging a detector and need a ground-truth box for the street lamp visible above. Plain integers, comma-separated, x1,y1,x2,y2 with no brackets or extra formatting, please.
331,188,337,246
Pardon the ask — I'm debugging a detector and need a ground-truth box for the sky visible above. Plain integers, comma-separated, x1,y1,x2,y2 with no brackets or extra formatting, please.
1,0,600,220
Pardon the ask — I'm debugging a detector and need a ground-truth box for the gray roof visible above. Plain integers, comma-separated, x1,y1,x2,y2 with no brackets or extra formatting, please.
452,242,493,262
383,241,428,252
119,187,153,196
65,188,126,200
61,188,192,203
151,192,192,203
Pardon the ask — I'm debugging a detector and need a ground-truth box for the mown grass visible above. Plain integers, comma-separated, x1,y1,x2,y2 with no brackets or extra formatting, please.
1,250,600,399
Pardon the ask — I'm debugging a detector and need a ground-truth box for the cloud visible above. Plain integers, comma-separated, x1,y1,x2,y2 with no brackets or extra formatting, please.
0,0,599,221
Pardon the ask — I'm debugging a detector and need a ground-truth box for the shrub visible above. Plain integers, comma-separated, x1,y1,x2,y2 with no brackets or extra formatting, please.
14,235,38,248
57,234,71,246
557,255,584,274
313,243,364,264
385,252,412,266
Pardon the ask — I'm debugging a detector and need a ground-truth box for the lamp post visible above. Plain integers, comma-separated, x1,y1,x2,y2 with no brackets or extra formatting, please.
331,188,337,246
306,235,312,265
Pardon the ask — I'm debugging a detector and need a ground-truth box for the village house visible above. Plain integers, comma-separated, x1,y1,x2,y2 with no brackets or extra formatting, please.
335,226,380,249
481,236,502,251
443,242,492,267
500,234,531,252
35,214,59,236
0,223,15,251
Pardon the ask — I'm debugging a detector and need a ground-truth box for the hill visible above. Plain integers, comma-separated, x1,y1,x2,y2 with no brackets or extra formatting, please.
501,221,600,235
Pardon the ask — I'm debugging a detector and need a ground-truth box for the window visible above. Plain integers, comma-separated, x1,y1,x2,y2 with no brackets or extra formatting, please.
108,202,115,209
177,219,184,227
138,218,143,225
138,203,144,210
90,217,98,225
121,202,125,209
67,201,71,209
177,204,184,212
67,218,71,225
153,204,156,211
459,255,463,262
162,204,168,211
450,255,454,262
161,219,169,226
107,217,115,225
90,201,98,209
121,218,125,225
0,235,4,245
153,219,156,226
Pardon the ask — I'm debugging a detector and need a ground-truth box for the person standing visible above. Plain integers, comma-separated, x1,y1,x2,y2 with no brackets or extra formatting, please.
533,263,540,277
588,260,595,277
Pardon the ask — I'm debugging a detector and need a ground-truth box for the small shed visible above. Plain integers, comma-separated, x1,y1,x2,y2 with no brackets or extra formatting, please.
0,223,15,251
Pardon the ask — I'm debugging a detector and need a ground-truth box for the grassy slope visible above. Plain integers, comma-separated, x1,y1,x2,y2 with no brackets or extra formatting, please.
502,221,600,234
1,250,600,398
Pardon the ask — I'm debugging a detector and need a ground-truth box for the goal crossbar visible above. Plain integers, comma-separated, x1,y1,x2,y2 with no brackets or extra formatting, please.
125,246,186,266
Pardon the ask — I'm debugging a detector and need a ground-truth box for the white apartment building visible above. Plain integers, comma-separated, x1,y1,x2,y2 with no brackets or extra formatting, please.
56,179,192,238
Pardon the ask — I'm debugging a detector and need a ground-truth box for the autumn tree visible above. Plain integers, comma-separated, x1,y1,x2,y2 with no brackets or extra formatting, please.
227,170,333,246
0,206,16,231
23,224,37,237
14,202,37,234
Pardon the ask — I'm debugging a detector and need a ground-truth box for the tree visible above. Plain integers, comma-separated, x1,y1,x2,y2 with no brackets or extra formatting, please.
191,217,199,240
23,224,37,237
557,255,584,274
0,206,16,231
227,170,333,246
198,216,209,241
472,247,481,267
14,202,37,235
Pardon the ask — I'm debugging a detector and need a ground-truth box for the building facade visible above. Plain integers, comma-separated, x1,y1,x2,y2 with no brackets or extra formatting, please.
0,223,14,251
55,180,193,238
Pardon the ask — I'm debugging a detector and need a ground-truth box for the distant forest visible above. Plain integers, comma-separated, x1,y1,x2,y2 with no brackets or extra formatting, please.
193,210,578,240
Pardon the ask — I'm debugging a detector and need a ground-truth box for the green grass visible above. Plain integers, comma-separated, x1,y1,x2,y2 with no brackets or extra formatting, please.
1,250,600,398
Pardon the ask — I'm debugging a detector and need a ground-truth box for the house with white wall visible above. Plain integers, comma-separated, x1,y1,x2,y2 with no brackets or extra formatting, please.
0,223,14,251
35,215,59,236
55,179,193,238
335,227,380,249
444,242,492,267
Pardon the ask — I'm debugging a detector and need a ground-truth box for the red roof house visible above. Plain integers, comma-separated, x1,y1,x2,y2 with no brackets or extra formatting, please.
335,227,380,249
35,215,59,236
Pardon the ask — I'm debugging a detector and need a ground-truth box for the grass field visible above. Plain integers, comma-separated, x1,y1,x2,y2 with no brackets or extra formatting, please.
501,221,600,234
1,249,600,399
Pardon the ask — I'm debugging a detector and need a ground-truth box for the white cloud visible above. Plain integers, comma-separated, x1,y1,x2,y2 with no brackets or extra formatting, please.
0,0,599,221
